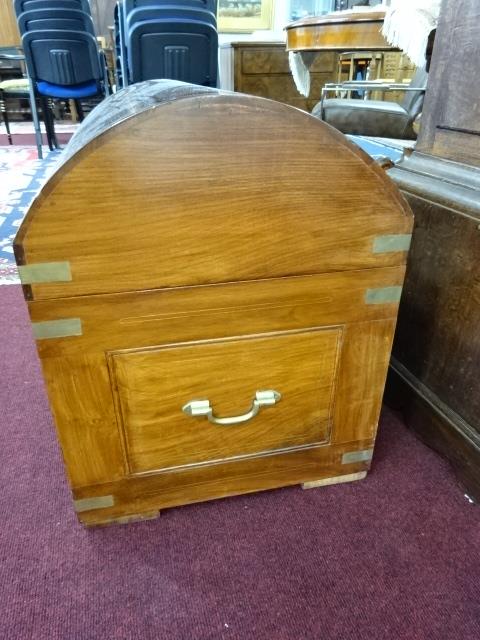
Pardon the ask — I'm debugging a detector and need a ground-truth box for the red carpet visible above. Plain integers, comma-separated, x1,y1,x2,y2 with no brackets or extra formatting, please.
0,283,479,640
0,132,74,146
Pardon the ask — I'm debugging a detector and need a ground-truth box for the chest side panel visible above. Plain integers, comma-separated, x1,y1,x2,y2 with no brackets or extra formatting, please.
32,268,402,495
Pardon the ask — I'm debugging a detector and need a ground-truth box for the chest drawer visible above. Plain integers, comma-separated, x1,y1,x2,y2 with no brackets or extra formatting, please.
110,327,341,475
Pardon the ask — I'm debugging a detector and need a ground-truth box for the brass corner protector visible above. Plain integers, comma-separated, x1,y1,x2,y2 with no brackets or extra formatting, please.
18,261,72,285
32,318,82,340
342,449,374,464
74,495,115,513
365,286,403,305
373,234,412,254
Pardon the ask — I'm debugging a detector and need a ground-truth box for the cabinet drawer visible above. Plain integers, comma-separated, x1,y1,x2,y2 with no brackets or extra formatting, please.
110,327,342,475
240,73,334,108
241,49,290,74
240,48,335,75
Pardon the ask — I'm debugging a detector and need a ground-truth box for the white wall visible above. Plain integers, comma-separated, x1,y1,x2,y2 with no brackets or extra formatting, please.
218,1,291,45
217,0,293,89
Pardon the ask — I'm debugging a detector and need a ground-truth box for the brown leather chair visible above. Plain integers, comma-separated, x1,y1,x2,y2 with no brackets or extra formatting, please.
312,68,428,139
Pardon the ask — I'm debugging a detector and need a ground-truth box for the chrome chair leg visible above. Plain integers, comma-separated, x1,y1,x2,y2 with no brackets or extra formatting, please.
40,96,54,151
74,99,85,122
28,77,43,159
0,92,13,145
46,98,59,149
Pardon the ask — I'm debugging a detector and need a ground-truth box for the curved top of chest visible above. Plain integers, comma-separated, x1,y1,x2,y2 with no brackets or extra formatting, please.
15,80,412,301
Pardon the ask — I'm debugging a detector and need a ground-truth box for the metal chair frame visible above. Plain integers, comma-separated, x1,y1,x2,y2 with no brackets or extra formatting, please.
0,52,46,156
319,81,427,121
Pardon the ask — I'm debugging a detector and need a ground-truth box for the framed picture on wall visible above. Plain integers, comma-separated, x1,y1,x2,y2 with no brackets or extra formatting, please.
218,0,274,32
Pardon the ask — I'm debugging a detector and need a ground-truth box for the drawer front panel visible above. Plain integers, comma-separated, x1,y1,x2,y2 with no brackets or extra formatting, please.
239,74,333,108
110,327,342,475
240,48,335,75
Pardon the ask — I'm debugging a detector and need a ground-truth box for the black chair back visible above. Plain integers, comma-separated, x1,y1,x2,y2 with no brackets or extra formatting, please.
22,29,103,85
17,8,95,34
126,6,217,29
128,18,217,85
114,2,125,87
14,0,91,17
123,0,217,14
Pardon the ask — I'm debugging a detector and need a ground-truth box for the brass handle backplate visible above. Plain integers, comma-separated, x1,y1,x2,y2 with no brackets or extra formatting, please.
182,390,282,426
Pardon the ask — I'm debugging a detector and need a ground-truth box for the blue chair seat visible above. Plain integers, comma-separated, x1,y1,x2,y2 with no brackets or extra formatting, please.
37,79,99,98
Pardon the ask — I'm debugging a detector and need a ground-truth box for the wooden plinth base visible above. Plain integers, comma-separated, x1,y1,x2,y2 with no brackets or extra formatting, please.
301,471,367,490
82,510,160,528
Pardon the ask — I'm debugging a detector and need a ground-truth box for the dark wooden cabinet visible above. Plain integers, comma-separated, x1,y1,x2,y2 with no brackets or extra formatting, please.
386,0,480,501
232,41,336,112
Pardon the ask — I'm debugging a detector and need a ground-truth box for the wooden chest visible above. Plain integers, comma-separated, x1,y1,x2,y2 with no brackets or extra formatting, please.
15,81,413,526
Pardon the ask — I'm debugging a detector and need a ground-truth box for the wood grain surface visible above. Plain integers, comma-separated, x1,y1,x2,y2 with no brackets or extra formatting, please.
111,327,341,474
31,269,403,490
16,87,411,301
232,43,336,112
15,81,411,524
386,0,480,502
416,0,480,166
286,11,393,52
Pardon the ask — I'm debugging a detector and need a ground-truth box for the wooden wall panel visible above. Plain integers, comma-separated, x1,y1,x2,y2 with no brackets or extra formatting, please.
0,0,20,47
417,0,480,166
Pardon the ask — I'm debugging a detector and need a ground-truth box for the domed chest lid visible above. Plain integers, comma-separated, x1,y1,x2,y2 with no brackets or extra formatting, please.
15,80,412,301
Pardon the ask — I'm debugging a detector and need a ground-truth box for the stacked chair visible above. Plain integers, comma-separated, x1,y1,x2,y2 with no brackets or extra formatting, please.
115,0,218,88
13,0,110,158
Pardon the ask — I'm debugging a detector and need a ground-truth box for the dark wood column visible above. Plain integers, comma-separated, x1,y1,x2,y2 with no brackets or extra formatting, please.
386,0,480,501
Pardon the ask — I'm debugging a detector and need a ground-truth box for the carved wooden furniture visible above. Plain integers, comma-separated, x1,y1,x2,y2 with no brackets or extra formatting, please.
15,80,412,526
285,10,393,53
231,41,336,112
284,10,408,114
386,0,480,501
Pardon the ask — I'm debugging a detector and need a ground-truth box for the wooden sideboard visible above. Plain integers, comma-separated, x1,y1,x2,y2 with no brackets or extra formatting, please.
386,0,480,501
231,41,336,112
229,41,416,112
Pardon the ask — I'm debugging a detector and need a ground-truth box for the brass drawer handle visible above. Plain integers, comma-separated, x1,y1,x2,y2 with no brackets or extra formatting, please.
182,390,282,426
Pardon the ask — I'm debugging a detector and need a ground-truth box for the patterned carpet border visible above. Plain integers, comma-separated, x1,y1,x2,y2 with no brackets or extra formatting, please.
0,147,61,284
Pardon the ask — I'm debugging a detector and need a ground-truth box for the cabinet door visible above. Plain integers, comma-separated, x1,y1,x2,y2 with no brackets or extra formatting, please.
110,327,342,475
